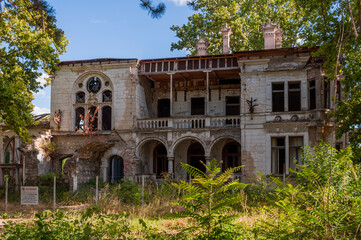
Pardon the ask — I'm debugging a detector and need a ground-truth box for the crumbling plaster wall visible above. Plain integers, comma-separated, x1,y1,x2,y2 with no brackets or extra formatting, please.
0,127,53,185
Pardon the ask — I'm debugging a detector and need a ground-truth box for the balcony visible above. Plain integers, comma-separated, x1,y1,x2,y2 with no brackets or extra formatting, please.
137,116,241,130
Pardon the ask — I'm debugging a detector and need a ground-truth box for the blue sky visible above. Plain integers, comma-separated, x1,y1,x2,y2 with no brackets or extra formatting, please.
33,0,193,114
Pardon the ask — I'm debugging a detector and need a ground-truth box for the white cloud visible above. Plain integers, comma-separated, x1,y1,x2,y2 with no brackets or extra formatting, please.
36,73,49,87
32,106,50,115
167,0,188,6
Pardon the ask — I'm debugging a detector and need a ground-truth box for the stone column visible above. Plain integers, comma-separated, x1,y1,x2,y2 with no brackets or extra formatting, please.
167,157,174,175
285,135,289,175
205,156,212,168
206,71,209,115
169,73,173,117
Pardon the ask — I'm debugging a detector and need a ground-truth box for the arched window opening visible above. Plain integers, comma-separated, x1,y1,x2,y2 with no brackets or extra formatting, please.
102,91,112,102
4,138,15,164
102,106,112,131
88,107,98,131
187,142,206,173
108,156,124,182
153,144,167,178
75,107,85,132
222,142,241,171
87,76,101,93
75,92,85,103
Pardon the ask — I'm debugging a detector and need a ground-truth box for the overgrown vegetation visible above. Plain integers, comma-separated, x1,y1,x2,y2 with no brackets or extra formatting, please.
1,143,361,239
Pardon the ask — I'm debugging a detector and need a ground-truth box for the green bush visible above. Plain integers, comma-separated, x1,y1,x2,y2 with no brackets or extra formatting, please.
172,158,247,239
253,143,361,239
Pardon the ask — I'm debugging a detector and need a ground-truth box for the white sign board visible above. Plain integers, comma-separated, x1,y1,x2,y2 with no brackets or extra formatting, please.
21,186,39,205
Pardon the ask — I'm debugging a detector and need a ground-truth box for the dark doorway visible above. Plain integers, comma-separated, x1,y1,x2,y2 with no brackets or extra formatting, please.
222,142,241,171
157,99,170,118
153,144,168,178
191,98,205,115
187,142,206,173
109,156,124,182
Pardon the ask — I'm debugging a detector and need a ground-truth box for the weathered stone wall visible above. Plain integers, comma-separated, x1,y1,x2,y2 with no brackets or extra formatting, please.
51,60,139,132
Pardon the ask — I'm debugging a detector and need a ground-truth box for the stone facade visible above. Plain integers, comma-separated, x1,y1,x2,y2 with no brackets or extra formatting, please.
0,30,347,190
45,46,345,191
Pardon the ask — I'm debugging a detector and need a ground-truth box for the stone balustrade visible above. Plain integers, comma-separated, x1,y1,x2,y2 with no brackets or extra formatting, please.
137,116,241,130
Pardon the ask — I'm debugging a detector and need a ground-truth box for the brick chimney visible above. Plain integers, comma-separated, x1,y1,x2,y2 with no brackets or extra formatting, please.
220,24,232,54
196,37,209,56
262,20,283,49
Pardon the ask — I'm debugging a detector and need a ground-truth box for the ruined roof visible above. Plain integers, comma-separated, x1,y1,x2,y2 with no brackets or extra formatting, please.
234,46,319,56
140,46,319,62
0,114,50,129
59,58,139,66
33,113,50,121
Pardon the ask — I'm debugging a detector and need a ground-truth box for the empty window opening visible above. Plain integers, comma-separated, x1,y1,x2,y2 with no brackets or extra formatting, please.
153,144,168,178
271,137,286,175
102,90,112,102
335,143,342,151
76,92,85,103
191,97,205,115
102,106,112,131
4,138,15,164
272,83,284,112
222,142,241,171
324,80,330,109
157,99,170,118
309,80,316,109
75,107,85,131
226,96,240,115
108,156,124,183
289,137,303,171
88,106,98,131
188,142,206,173
288,82,301,111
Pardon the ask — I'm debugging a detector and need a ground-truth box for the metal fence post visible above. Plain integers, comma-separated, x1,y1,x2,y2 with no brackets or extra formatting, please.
53,176,56,211
95,176,99,205
141,175,145,207
5,177,8,213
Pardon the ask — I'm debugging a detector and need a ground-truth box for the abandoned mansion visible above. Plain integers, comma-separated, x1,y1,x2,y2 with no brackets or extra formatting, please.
0,22,347,190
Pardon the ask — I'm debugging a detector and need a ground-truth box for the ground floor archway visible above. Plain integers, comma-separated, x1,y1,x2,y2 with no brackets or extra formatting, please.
187,142,206,173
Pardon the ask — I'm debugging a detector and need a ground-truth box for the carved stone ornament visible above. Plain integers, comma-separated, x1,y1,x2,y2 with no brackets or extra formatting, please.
274,115,282,122
291,115,299,122
87,92,98,105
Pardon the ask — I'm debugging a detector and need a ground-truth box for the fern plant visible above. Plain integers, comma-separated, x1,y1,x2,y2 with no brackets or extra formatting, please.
172,158,247,239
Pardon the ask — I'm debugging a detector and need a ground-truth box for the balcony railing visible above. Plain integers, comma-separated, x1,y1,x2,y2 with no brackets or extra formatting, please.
137,116,241,130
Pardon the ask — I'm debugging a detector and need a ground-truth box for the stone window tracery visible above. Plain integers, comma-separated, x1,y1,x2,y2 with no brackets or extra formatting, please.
87,77,102,93
102,90,112,102
76,91,85,103
73,74,113,132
